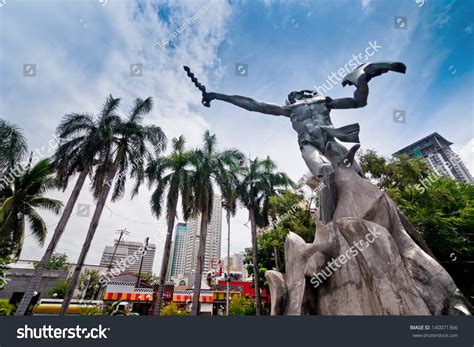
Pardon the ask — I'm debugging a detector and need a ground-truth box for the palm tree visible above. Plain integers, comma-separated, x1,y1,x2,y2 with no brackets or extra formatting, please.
0,158,63,258
0,119,28,261
15,96,121,316
143,135,193,315
189,131,243,315
59,96,167,315
220,175,239,316
0,119,28,175
237,156,292,315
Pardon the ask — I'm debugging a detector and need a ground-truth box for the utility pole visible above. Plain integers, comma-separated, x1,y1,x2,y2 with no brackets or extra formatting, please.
136,237,149,288
97,228,129,300
107,228,129,272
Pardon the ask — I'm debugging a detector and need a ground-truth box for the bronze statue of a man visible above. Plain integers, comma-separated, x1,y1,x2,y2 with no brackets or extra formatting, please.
184,62,406,222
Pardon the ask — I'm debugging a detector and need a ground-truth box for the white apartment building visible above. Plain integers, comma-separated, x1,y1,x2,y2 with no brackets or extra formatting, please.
99,239,156,274
184,195,222,276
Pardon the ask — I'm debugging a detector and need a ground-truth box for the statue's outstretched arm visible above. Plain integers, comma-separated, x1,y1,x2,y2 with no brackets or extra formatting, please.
327,61,406,110
209,92,290,117
327,77,369,109
183,66,289,116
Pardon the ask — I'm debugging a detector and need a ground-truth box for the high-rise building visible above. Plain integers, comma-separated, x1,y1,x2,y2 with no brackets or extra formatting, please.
99,245,127,270
393,132,473,183
167,223,188,282
185,195,222,276
99,239,156,274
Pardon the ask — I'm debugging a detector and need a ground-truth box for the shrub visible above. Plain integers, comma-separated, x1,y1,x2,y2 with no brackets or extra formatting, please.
229,296,256,316
0,299,15,316
160,302,188,316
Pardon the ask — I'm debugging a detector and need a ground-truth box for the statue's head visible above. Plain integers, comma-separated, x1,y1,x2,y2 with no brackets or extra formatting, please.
286,90,318,104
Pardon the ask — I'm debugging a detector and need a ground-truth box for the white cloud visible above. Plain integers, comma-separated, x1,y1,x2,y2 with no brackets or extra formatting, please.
2,0,235,273
361,0,371,13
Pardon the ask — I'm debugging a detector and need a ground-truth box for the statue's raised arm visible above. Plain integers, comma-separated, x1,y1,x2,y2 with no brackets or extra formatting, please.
183,66,290,117
327,61,406,109
208,92,290,117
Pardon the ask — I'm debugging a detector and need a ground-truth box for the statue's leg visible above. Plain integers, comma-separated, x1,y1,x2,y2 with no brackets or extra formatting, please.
320,174,336,224
301,145,336,223
301,145,334,178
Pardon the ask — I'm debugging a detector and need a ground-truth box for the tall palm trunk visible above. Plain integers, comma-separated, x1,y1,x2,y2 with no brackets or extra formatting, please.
59,164,119,315
153,205,177,315
248,207,261,315
225,209,231,316
191,202,209,316
14,170,88,316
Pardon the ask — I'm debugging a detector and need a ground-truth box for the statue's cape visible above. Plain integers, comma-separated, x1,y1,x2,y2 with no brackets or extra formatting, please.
321,123,360,143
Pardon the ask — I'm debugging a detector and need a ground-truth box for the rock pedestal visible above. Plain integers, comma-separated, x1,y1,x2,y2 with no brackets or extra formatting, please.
266,145,473,316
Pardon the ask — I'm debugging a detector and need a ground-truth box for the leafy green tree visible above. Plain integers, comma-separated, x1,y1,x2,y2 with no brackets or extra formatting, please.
359,150,473,259
48,280,69,299
243,246,271,295
387,177,474,259
229,296,256,316
360,150,474,302
243,189,315,293
359,150,429,190
189,131,243,315
0,119,27,174
268,190,315,265
77,269,100,300
60,96,167,315
144,136,193,315
33,253,69,270
0,256,12,291
0,158,62,258
237,157,292,315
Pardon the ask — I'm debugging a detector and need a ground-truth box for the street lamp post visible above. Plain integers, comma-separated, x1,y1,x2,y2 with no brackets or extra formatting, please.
221,201,232,316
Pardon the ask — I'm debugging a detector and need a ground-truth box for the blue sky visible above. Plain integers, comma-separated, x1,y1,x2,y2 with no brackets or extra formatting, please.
0,0,473,272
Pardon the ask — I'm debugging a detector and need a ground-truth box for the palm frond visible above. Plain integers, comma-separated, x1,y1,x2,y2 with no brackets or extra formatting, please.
25,207,47,246
129,97,153,123
29,197,63,214
100,94,121,117
0,119,28,172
